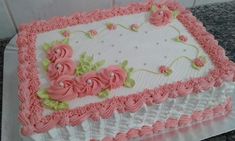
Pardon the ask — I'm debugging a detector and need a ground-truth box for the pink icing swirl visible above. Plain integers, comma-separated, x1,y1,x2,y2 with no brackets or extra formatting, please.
127,129,140,139
192,111,204,121
165,118,178,128
99,66,127,89
47,75,78,101
179,115,192,126
125,95,143,113
193,57,205,68
203,108,214,119
47,58,75,81
47,44,73,63
213,104,225,115
139,126,153,136
150,8,173,26
152,121,165,133
102,136,113,141
76,72,103,96
115,133,127,141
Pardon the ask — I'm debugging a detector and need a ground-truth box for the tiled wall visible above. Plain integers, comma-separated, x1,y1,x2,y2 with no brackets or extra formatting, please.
0,0,233,39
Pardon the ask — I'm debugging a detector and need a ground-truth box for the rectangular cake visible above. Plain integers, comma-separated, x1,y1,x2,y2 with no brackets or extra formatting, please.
17,0,235,141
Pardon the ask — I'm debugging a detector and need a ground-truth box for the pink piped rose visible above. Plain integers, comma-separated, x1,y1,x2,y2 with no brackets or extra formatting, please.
99,65,127,89
106,23,117,30
47,75,78,102
130,24,140,32
159,65,172,76
150,9,173,26
76,72,103,96
47,58,76,81
47,44,73,62
87,29,98,38
178,35,188,42
192,56,206,70
60,30,70,38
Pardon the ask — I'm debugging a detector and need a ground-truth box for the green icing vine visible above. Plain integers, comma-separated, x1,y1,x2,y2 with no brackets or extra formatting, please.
120,60,135,88
172,10,180,19
76,52,105,76
37,90,69,111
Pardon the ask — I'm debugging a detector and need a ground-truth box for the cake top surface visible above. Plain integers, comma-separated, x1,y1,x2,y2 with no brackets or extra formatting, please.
17,0,235,136
36,12,213,114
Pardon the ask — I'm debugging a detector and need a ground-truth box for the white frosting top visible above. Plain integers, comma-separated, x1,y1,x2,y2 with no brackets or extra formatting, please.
35,12,214,115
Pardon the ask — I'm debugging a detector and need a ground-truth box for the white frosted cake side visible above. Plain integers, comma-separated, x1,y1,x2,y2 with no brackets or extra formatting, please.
22,83,234,141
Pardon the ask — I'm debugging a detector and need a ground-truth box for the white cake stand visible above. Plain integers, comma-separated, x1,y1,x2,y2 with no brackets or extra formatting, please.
2,35,235,141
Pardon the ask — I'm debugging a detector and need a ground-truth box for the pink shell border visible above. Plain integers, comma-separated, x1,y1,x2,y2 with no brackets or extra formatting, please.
17,0,235,136
99,97,232,141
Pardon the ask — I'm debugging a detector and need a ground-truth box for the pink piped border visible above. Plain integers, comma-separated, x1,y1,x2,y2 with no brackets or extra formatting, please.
17,0,235,136
98,97,232,141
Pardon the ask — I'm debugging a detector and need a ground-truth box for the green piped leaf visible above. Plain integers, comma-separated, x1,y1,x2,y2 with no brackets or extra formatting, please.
93,60,105,70
42,59,51,71
119,60,136,88
120,60,128,69
37,89,49,99
174,37,181,43
62,38,69,44
43,99,69,111
37,89,69,111
124,78,135,88
76,52,105,76
173,10,180,19
56,102,69,110
59,30,66,34
98,90,109,98
150,5,157,13
43,43,52,52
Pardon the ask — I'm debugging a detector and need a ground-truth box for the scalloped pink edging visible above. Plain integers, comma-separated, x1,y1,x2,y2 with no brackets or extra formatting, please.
16,0,235,136
97,96,232,141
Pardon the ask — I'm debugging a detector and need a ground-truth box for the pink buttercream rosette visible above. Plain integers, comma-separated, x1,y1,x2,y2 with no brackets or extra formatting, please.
47,44,73,63
47,75,78,101
99,65,127,89
150,8,173,26
76,72,103,96
47,58,76,81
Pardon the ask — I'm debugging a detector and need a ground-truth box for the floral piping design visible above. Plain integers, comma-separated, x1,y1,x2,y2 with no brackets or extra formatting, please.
17,0,235,136
134,20,207,76
41,40,135,110
59,22,145,41
149,5,173,26
56,5,199,78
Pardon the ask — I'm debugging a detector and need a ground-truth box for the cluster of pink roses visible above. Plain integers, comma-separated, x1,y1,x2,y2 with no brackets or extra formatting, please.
47,65,127,102
45,44,127,102
149,5,173,27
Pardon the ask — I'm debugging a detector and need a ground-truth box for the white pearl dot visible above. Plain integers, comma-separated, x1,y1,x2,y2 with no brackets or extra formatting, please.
87,79,92,84
56,63,62,69
59,82,64,87
110,72,115,77
55,49,60,53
